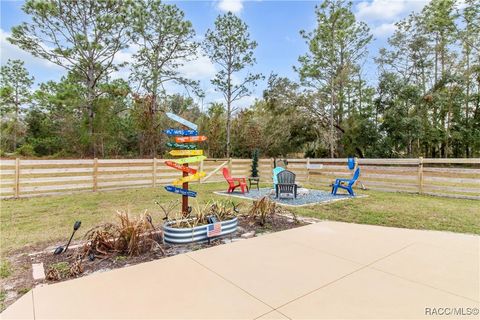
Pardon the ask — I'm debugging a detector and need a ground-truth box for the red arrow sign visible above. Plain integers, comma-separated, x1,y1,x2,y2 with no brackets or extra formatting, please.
164,161,198,174
175,136,207,143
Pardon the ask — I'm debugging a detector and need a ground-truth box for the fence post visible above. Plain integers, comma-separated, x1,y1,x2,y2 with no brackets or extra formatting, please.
306,157,310,184
228,158,233,174
270,158,274,182
199,159,204,183
93,158,98,192
418,157,424,194
14,158,20,198
152,157,157,187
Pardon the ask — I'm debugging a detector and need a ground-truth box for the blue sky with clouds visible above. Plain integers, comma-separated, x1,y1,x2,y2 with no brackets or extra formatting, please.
1,0,430,109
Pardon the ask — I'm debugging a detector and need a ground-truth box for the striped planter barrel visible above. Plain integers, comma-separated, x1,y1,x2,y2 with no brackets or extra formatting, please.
163,217,238,244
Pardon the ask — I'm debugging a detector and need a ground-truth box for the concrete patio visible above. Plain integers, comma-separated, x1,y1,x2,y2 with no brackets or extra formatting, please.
2,221,479,319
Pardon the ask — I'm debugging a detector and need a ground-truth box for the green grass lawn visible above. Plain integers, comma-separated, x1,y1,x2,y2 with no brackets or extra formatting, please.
1,182,479,257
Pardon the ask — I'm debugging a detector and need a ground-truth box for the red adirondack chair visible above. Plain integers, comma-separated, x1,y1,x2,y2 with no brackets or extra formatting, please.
222,168,248,193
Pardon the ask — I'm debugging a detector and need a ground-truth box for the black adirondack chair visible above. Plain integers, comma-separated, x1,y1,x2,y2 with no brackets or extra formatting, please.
275,170,298,199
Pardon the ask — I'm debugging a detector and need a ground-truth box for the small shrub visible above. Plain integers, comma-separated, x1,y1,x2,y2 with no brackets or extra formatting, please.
0,260,12,279
155,200,179,221
83,210,160,258
15,143,36,157
46,262,70,280
248,197,277,226
170,199,240,228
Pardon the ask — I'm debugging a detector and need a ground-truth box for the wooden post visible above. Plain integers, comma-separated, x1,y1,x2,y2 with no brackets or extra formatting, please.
270,158,274,182
152,157,157,187
418,157,424,194
93,158,98,192
306,158,310,184
14,158,20,198
354,157,366,190
182,163,189,216
199,159,204,184
228,158,233,174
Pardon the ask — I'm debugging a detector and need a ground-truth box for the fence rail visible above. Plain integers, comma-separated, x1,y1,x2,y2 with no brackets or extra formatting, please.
0,158,479,200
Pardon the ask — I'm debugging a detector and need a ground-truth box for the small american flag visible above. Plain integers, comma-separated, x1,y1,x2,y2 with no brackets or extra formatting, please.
207,223,222,237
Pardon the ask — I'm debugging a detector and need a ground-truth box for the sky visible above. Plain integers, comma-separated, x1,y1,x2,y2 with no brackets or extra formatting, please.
0,0,431,110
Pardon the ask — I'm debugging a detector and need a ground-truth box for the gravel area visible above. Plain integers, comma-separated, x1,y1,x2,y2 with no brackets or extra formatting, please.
214,188,354,206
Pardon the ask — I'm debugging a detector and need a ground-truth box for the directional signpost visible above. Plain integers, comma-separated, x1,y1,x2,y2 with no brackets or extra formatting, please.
164,186,197,198
166,142,197,150
164,129,198,136
165,113,198,130
172,172,206,185
176,155,206,164
163,113,207,215
169,149,203,156
175,136,207,143
165,161,198,174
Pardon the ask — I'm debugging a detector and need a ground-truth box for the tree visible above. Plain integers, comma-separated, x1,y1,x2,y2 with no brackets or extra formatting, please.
8,0,132,156
251,149,259,177
260,74,316,157
27,77,85,156
130,0,201,108
203,12,263,157
198,102,227,158
296,0,372,157
0,59,34,152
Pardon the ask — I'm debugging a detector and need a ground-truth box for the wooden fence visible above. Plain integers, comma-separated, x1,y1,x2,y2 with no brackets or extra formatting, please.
0,158,479,200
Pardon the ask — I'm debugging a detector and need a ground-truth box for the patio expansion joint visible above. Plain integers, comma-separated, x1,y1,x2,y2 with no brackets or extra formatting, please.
31,289,36,320
370,266,480,304
368,240,480,304
273,242,418,311
184,254,285,318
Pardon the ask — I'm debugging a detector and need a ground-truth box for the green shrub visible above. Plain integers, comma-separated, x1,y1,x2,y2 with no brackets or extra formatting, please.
251,149,259,177
15,143,36,157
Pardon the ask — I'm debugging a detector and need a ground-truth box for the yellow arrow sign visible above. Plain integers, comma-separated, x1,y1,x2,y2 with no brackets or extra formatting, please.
172,172,206,185
169,149,203,156
175,156,207,164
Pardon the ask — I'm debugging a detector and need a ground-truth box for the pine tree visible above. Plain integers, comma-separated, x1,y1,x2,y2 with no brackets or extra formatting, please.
203,12,263,158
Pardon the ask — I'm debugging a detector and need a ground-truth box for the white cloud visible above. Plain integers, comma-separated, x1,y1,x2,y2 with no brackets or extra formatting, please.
178,54,216,80
356,0,429,22
217,0,244,14
0,28,62,70
371,23,396,38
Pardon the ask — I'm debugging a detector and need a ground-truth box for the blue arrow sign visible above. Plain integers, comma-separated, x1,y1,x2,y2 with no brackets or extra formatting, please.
164,128,198,136
164,185,197,197
165,112,198,130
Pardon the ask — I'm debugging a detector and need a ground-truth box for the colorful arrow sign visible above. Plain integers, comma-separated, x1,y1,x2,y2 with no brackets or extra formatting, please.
163,129,198,136
169,149,203,156
172,172,206,185
175,136,207,143
166,142,196,150
165,161,198,174
175,155,206,164
165,112,198,130
164,185,197,197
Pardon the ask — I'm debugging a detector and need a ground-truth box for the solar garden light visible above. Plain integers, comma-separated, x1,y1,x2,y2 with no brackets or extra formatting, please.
54,221,81,255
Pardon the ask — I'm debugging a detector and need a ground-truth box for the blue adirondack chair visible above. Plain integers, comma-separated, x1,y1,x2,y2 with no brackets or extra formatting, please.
331,167,360,196
272,167,285,189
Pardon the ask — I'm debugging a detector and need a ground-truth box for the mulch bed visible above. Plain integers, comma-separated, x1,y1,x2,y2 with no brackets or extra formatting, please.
1,213,305,311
